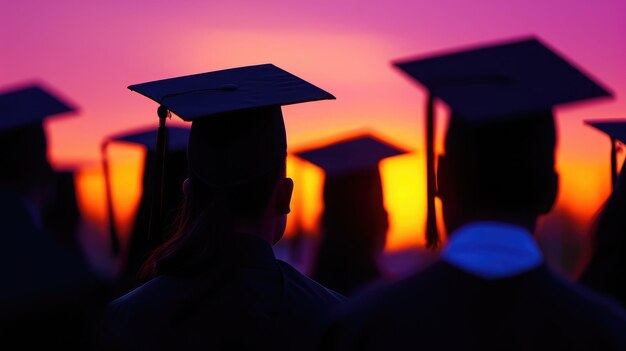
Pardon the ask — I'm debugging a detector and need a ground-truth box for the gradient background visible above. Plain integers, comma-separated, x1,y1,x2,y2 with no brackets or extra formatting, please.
2,0,625,279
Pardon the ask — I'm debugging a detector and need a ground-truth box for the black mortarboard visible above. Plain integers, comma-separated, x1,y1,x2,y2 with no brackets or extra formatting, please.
128,64,334,243
101,126,190,255
0,83,77,190
393,36,613,248
108,126,191,151
585,119,626,188
0,83,77,130
296,134,409,177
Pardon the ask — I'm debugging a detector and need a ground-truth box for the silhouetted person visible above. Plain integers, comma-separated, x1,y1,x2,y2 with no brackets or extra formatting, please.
296,133,408,296
324,36,626,350
42,169,84,258
579,120,626,307
104,64,346,350
579,165,626,308
103,126,190,296
0,83,108,350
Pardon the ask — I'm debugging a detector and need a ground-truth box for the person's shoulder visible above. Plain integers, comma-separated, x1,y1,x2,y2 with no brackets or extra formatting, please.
325,259,447,331
535,268,626,347
276,259,347,304
557,273,626,322
108,275,186,323
320,260,449,350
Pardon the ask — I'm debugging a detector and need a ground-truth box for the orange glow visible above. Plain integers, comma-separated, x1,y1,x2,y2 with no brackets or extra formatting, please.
284,128,433,252
285,156,325,239
75,144,144,254
380,154,427,249
73,112,620,261
285,150,445,252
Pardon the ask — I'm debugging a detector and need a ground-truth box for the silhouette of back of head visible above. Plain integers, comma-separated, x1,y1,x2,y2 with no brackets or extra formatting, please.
438,111,558,228
296,134,407,295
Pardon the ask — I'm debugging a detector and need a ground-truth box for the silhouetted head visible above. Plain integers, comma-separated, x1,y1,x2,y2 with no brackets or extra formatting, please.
316,169,389,295
187,106,294,243
296,134,407,260
142,107,294,278
393,36,612,244
296,134,407,294
321,168,389,259
437,110,559,233
0,123,53,194
0,84,76,206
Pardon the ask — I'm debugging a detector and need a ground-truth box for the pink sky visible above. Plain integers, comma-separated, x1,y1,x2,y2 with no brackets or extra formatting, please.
3,0,624,163
2,0,626,271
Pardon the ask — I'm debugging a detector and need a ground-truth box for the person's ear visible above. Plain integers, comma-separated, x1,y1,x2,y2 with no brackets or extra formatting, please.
276,177,294,215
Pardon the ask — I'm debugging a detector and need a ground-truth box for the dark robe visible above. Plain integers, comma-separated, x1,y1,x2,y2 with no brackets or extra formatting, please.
324,260,626,350
105,234,347,350
0,191,108,350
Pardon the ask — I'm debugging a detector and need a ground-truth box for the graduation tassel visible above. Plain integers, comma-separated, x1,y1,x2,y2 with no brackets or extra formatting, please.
425,93,440,249
611,137,618,189
148,106,169,243
101,141,121,256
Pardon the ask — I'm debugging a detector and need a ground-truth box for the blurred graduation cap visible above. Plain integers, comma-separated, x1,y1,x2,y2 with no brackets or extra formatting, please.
297,133,408,178
0,83,76,130
0,83,77,188
101,126,190,256
393,36,612,248
296,133,409,294
108,126,191,151
296,133,409,213
584,119,626,188
128,64,334,243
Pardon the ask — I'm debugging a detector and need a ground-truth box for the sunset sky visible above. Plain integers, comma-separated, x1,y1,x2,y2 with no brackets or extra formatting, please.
2,0,625,276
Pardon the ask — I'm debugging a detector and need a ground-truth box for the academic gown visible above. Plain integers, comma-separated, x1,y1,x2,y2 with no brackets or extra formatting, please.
324,222,626,351
0,191,108,350
105,233,347,351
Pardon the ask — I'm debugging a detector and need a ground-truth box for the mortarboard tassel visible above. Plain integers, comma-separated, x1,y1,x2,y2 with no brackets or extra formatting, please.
611,137,618,189
101,141,121,256
148,106,169,243
425,93,440,249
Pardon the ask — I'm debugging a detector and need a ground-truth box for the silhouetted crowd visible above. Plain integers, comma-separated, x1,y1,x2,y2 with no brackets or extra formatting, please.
2,36,626,350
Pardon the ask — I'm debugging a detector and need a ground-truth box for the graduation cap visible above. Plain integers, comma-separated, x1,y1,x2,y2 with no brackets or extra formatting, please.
296,133,408,178
101,126,190,256
0,83,77,189
296,133,409,215
584,119,626,188
296,134,408,294
393,36,612,248
0,83,77,130
128,64,335,244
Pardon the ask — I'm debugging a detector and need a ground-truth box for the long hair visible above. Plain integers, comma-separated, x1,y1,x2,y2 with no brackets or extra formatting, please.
139,160,285,281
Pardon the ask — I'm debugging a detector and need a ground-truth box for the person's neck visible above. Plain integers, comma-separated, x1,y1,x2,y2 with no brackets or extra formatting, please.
232,220,275,246
449,212,537,235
